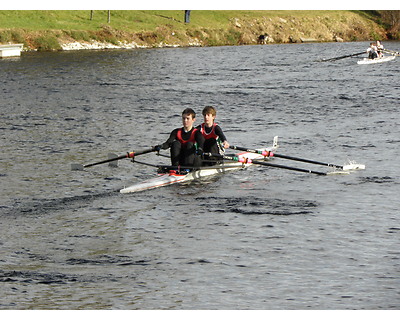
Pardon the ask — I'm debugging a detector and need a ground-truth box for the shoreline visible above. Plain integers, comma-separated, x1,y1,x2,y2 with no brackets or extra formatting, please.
22,38,397,54
59,39,203,51
1,10,397,52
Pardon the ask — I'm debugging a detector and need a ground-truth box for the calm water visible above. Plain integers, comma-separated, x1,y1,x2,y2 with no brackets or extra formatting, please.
0,41,399,309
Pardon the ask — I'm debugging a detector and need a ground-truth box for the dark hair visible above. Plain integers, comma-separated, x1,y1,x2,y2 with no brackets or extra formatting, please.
182,108,196,118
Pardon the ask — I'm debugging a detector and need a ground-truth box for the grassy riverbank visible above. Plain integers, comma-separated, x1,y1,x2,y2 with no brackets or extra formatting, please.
0,10,394,51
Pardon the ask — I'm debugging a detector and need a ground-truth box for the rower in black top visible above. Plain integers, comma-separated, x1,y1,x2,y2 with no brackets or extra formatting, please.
155,108,204,167
197,106,229,165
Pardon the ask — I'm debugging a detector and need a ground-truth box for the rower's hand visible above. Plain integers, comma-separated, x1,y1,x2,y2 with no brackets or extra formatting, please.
153,145,161,152
222,141,230,149
195,148,204,156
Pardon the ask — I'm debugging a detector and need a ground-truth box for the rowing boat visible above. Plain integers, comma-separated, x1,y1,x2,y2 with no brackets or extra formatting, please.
357,55,396,65
119,136,279,194
71,135,365,193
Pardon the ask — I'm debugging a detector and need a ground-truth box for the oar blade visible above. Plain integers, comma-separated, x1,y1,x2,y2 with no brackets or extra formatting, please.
71,163,84,171
342,163,366,171
326,161,365,175
107,153,119,167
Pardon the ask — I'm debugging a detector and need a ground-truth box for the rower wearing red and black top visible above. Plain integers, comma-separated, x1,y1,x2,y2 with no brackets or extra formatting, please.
155,108,204,167
197,106,229,164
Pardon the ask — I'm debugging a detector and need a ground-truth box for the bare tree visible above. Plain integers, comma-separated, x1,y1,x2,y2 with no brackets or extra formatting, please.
379,10,400,37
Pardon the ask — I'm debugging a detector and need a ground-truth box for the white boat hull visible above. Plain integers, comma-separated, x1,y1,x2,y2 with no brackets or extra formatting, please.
120,162,246,194
120,138,279,194
357,55,395,65
0,44,23,58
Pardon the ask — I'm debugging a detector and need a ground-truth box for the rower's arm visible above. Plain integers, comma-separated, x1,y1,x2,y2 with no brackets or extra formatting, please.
157,129,179,150
215,125,229,148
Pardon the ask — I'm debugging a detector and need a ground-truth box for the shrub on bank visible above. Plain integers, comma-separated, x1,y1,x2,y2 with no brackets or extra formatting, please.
34,35,62,51
0,29,25,44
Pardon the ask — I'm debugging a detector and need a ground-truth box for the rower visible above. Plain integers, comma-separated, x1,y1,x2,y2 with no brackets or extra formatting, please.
197,106,230,166
376,40,384,58
367,42,378,59
154,108,204,168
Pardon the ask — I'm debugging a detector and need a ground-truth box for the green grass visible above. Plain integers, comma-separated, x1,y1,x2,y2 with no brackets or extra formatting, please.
0,10,187,31
0,10,374,32
0,10,391,51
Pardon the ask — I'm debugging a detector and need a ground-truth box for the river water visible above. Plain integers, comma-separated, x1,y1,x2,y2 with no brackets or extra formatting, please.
1,41,399,310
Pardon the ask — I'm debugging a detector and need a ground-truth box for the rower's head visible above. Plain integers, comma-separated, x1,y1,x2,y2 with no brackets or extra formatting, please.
182,108,196,119
202,106,216,117
202,106,217,127
181,108,196,130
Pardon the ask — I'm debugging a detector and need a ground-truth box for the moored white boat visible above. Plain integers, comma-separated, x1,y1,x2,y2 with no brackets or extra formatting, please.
120,136,279,194
357,55,396,65
0,44,23,58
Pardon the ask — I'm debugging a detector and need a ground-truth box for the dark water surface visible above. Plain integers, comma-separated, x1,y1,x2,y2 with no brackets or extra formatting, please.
1,41,399,309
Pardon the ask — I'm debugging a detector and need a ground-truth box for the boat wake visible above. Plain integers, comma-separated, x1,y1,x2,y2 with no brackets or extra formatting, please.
1,191,120,217
197,196,319,216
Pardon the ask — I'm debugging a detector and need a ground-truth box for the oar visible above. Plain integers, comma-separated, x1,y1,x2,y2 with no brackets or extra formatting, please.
132,159,204,172
230,145,344,169
317,51,365,62
382,49,399,56
71,147,156,170
205,153,327,176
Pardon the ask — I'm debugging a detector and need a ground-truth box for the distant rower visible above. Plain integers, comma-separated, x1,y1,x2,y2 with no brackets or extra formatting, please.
367,42,378,60
376,40,384,58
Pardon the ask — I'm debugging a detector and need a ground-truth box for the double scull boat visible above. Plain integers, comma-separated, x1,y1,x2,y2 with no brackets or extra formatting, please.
119,136,279,194
357,55,396,65
71,135,365,194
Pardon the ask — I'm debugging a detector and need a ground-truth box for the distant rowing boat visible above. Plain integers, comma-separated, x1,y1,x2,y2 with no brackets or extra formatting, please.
120,136,279,194
357,55,396,65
